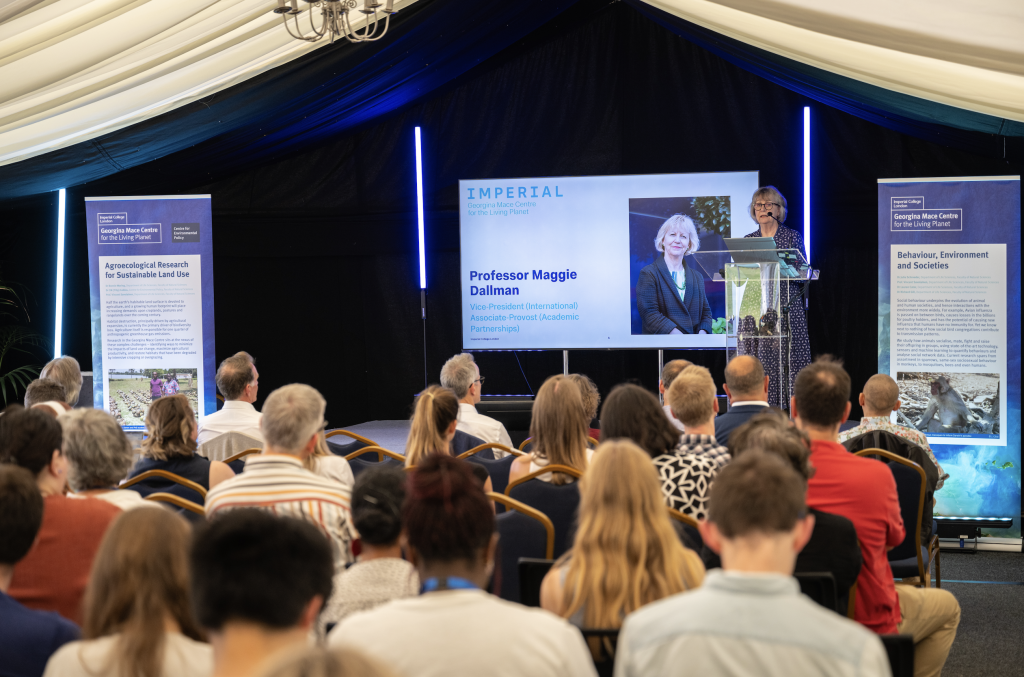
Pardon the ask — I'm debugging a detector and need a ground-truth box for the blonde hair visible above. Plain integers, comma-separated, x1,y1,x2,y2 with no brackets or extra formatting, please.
140,395,197,461
666,365,717,427
654,214,700,255
304,430,331,472
748,185,788,225
567,373,600,422
530,375,589,485
258,647,397,677
562,440,704,628
404,386,459,467
40,355,82,406
82,508,203,677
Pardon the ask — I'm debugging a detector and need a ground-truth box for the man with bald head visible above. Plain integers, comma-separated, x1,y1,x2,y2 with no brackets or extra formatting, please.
839,374,947,489
715,355,770,448
658,359,692,432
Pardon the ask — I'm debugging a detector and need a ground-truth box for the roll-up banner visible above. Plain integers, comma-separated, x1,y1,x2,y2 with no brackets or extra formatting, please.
84,196,216,431
878,177,1020,539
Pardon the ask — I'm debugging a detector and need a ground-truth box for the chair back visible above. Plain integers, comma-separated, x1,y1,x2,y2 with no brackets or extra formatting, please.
489,492,555,603
507,466,582,558
794,572,838,613
121,469,207,505
224,447,261,472
518,436,533,452
853,449,926,570
880,634,915,677
198,431,263,463
458,443,519,460
516,557,555,607
144,492,206,522
580,629,619,677
345,446,404,478
325,429,377,457
465,454,517,503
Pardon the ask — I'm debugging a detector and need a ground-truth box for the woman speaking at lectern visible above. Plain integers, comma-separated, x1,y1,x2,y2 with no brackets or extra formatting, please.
636,214,713,335
744,185,811,408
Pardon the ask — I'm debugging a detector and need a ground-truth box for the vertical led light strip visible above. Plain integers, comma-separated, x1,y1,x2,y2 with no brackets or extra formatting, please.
415,127,426,289
53,188,67,358
803,107,811,263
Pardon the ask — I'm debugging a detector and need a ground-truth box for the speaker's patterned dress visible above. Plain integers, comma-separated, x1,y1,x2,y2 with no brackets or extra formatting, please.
744,226,811,408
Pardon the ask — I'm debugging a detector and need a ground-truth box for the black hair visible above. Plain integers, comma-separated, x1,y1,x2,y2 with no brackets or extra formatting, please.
351,465,407,547
190,510,334,631
0,465,44,565
0,405,63,474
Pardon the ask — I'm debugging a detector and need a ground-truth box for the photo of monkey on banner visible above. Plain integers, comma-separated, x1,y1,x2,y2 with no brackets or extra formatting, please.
107,368,199,428
896,372,1000,436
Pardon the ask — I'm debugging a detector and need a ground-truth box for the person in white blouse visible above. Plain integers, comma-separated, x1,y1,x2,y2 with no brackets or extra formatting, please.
197,351,263,446
440,353,512,456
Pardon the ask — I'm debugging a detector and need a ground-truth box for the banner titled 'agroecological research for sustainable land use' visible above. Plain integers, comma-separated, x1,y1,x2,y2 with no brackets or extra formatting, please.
85,195,216,431
878,177,1020,539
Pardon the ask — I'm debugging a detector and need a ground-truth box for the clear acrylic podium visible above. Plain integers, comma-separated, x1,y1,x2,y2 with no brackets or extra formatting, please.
691,247,817,407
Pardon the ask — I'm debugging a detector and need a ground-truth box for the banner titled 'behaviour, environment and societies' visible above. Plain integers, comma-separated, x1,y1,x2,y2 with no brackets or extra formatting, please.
878,176,1020,538
85,196,216,431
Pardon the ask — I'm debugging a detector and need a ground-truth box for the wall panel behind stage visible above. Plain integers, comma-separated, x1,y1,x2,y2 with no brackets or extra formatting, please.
4,2,1020,440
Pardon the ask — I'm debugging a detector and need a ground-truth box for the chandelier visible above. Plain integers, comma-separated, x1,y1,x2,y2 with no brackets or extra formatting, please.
273,0,396,43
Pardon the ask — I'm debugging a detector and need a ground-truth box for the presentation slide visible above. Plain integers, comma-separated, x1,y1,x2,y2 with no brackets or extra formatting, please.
878,176,1020,536
85,196,217,431
458,172,760,349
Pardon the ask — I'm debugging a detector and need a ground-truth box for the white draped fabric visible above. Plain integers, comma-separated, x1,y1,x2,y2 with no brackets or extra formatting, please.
0,0,1020,169
641,0,1024,124
0,0,418,167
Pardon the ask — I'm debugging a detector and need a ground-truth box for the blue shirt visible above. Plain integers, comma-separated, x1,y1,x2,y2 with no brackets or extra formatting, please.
0,590,79,677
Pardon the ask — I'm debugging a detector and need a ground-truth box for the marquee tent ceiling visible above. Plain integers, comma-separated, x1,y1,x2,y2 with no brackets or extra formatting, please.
0,0,1020,197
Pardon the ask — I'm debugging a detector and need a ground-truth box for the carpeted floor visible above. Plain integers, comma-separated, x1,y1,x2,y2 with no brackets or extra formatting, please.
934,551,1023,676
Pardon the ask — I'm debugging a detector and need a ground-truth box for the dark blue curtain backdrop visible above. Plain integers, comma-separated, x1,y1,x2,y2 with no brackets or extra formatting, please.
1,0,1021,427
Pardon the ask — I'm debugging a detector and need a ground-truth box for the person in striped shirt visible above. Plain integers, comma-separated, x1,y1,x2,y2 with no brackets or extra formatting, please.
205,384,354,568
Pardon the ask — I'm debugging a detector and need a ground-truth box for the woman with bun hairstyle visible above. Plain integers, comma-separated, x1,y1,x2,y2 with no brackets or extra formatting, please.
320,465,418,631
508,375,592,486
540,440,704,629
43,508,212,676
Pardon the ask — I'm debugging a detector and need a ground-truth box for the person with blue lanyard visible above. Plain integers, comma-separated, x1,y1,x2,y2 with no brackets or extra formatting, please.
328,455,597,677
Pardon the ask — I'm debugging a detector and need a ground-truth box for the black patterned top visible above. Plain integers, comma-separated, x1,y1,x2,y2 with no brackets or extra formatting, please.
652,448,722,520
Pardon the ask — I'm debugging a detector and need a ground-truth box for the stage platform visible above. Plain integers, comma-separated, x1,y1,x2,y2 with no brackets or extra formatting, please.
335,420,411,454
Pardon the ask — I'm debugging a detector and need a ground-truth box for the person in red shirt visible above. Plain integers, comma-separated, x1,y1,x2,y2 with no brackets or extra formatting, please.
792,357,959,677
0,406,122,625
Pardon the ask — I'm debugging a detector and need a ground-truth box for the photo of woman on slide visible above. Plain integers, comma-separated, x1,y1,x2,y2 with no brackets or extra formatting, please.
635,214,713,335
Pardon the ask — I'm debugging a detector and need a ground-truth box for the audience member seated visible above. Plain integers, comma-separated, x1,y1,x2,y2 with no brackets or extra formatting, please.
205,384,354,569
665,365,730,467
796,357,960,677
192,510,334,677
43,509,212,677
305,431,355,489
0,466,79,677
657,359,691,432
257,647,395,677
39,355,84,407
715,355,771,448
615,453,890,677
600,384,719,520
1,406,121,625
701,410,862,609
328,455,597,677
23,378,69,410
566,373,601,441
440,353,513,456
128,395,234,500
509,375,592,486
197,351,263,446
320,466,418,633
839,373,947,490
404,385,460,467
61,409,158,511
540,440,704,627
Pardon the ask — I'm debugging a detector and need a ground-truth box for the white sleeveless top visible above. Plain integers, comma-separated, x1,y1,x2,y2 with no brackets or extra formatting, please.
526,448,595,482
